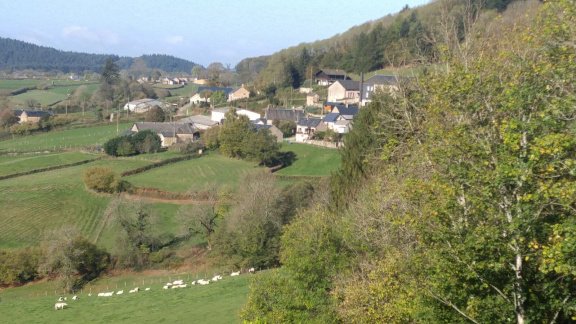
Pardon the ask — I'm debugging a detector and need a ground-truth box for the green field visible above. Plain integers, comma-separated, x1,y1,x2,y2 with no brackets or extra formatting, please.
0,151,99,177
0,157,153,249
277,143,341,176
167,83,199,97
0,123,131,153
125,153,260,192
0,79,45,91
0,272,253,323
10,89,67,106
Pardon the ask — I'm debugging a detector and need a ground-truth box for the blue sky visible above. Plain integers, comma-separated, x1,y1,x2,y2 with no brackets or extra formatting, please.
1,0,430,66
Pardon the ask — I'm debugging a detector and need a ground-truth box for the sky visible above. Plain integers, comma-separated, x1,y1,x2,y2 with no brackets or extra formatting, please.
1,0,430,67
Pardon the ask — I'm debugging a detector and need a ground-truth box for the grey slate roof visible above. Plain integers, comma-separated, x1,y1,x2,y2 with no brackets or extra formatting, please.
179,115,218,126
197,86,234,95
133,122,196,137
265,108,305,122
336,80,360,91
297,118,322,128
323,113,340,123
365,75,399,85
335,106,359,116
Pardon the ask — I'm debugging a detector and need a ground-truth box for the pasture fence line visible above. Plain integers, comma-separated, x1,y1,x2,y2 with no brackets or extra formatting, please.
6,265,272,301
0,157,102,181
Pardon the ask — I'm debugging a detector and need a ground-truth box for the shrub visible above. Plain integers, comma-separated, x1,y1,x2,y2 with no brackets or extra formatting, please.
103,130,161,156
0,248,41,286
83,167,122,193
168,140,204,154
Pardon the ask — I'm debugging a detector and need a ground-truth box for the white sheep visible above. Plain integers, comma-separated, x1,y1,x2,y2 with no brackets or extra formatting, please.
58,297,64,302
145,287,151,291
191,280,196,285
179,284,187,288
172,280,184,285
163,285,169,290
197,279,210,285
72,295,79,301
54,302,67,310
248,267,255,273
230,271,240,276
211,275,223,281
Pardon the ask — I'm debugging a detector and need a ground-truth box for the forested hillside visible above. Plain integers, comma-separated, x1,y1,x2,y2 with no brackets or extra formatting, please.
0,37,200,73
242,1,576,322
236,0,517,87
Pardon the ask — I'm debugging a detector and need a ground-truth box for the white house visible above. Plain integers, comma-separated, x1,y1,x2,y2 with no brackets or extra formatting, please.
190,93,210,104
123,99,165,113
211,108,261,123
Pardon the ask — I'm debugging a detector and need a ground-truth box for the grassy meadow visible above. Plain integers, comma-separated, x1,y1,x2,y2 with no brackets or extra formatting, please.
0,123,131,153
0,151,98,177
125,152,260,192
276,143,341,176
0,272,254,324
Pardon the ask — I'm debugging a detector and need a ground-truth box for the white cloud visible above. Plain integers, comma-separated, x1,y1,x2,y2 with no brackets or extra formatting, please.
165,35,184,45
61,26,119,45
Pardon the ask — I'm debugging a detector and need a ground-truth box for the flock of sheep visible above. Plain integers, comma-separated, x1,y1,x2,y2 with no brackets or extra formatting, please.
53,267,256,310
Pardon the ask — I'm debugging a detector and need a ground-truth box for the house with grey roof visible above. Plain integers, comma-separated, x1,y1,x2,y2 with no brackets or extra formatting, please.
123,98,165,113
252,123,283,142
327,80,361,104
264,108,305,125
178,115,219,130
361,74,401,106
315,69,351,86
295,118,323,142
18,110,53,124
131,122,198,147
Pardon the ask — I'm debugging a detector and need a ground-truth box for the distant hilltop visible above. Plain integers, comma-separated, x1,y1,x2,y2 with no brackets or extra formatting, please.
0,37,201,73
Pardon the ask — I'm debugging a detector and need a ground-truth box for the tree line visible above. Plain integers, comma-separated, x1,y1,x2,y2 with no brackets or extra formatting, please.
0,37,200,73
237,0,518,88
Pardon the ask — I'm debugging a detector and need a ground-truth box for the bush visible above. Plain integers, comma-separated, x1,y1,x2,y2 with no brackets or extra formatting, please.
0,248,41,286
83,167,123,193
103,130,161,156
168,140,205,154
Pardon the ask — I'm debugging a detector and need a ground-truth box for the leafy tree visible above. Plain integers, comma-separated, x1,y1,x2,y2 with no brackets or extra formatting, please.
115,204,165,269
210,90,227,107
39,227,110,292
101,57,120,86
83,167,122,193
0,248,41,286
144,106,166,122
0,107,18,128
177,185,228,250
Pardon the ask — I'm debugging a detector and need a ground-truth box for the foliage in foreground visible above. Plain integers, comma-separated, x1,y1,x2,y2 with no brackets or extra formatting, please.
243,1,576,322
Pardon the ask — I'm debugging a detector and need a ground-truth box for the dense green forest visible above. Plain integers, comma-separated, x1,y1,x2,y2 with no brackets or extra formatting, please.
0,37,200,73
236,0,518,87
242,0,576,322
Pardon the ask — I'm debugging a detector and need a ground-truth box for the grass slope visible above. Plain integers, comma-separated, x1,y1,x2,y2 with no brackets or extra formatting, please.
0,158,151,249
0,273,252,324
125,153,260,192
0,151,98,177
0,123,131,153
277,143,341,176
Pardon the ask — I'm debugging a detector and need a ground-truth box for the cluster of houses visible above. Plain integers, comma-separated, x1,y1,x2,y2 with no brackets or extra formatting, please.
127,69,401,148
189,85,250,104
312,69,400,107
